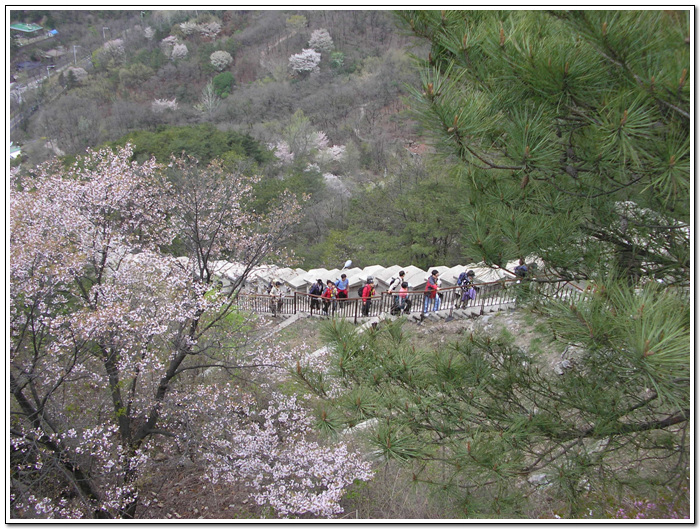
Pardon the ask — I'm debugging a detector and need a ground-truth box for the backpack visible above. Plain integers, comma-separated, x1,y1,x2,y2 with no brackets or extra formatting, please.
358,286,365,298
459,272,474,286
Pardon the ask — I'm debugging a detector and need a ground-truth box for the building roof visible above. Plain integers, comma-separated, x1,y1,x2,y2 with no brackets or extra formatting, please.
426,266,455,285
11,23,43,33
44,48,66,58
374,265,404,286
10,143,21,159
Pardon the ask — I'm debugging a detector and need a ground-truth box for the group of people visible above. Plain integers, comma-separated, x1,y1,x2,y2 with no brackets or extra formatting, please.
387,270,412,315
303,267,481,318
308,274,351,316
391,267,477,315
306,273,387,317
271,260,530,318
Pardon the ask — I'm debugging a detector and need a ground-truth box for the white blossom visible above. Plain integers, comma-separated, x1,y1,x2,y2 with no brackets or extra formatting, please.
198,22,221,39
179,21,198,35
269,141,294,164
309,29,333,54
160,35,178,57
151,98,178,113
170,43,188,61
64,66,88,83
210,50,233,71
289,48,321,74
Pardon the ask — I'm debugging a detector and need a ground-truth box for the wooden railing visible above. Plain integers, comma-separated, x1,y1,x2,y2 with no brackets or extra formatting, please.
235,278,591,324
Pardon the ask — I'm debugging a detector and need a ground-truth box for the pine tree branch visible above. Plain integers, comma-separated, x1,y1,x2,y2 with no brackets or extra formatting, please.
577,409,690,439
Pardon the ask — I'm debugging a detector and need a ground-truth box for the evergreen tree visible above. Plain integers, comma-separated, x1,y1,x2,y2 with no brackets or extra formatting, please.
397,10,690,283
297,10,691,517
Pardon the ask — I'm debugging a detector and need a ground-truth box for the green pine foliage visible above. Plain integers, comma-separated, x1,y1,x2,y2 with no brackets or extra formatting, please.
111,123,272,166
297,10,690,517
396,9,690,282
299,291,689,516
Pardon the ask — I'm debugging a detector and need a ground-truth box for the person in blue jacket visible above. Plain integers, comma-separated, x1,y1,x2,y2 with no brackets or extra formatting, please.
335,273,349,301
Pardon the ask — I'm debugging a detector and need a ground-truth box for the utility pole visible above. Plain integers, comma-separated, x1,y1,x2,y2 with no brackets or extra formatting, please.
102,26,109,40
73,45,80,65
46,65,55,78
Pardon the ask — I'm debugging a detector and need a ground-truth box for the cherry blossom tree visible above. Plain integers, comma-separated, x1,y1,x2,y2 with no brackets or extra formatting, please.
160,35,178,57
10,146,371,519
94,38,126,70
64,66,88,84
308,29,334,54
288,49,321,75
151,98,178,113
179,21,198,36
197,22,222,40
270,140,295,164
210,50,233,71
170,43,188,61
103,39,125,61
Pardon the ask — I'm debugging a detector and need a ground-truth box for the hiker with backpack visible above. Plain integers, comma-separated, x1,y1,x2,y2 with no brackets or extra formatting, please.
457,269,477,309
388,270,407,314
514,258,529,278
309,279,324,311
423,270,440,313
361,276,375,317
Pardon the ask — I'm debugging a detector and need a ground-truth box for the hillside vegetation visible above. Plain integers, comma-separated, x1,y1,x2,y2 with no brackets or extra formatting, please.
13,9,460,269
9,8,690,521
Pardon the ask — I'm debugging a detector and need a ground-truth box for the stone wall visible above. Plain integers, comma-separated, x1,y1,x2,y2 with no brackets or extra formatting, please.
202,258,542,295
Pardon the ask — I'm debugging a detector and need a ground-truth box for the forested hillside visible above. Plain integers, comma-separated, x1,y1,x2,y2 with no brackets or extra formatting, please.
9,8,690,521
12,9,465,269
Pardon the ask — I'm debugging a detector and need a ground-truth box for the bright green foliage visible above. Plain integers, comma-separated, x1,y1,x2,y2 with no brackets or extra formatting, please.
396,10,690,283
248,164,325,215
212,71,235,98
299,290,689,515
111,123,273,165
118,63,154,90
330,51,345,70
303,155,471,269
297,11,691,515
541,275,690,412
130,48,166,70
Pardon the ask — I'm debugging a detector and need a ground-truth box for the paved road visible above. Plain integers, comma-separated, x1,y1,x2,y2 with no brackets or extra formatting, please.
10,55,92,133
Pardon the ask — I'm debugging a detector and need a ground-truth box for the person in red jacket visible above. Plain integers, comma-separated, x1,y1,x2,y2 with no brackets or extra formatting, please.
361,276,375,317
322,280,337,316
423,269,440,313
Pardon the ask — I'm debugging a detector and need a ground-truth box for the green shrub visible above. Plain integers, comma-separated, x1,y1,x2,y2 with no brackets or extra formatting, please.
212,71,235,98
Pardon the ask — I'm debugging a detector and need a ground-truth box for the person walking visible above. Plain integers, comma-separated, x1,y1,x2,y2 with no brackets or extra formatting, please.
514,258,529,278
309,279,324,311
269,281,284,316
335,273,349,302
322,280,338,316
423,269,440,313
361,276,375,317
457,269,476,309
398,281,411,314
388,270,406,314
